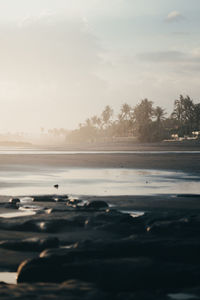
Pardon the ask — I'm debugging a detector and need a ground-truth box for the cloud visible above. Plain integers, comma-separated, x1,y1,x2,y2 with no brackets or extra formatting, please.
137,51,185,63
136,49,200,75
166,11,185,22
137,49,200,64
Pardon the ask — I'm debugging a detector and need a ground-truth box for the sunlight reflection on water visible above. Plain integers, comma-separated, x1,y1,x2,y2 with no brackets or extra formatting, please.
0,149,200,154
0,167,199,196
0,272,17,284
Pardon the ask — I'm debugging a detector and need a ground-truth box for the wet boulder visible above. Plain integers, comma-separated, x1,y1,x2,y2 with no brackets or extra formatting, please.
4,203,19,209
38,216,86,233
17,255,200,292
54,195,69,202
17,256,153,289
33,196,55,202
84,201,109,210
0,237,59,252
66,199,83,208
146,217,191,236
85,210,145,235
4,198,21,209
9,198,20,204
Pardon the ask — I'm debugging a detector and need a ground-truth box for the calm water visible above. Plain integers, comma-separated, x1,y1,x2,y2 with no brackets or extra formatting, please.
0,272,16,284
0,166,199,196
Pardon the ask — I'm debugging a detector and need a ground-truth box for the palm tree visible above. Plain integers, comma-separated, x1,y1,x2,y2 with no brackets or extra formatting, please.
194,103,200,130
132,99,154,141
154,106,166,123
96,117,102,129
91,115,98,127
120,103,132,120
101,105,113,128
171,95,195,135
133,99,154,125
117,103,133,136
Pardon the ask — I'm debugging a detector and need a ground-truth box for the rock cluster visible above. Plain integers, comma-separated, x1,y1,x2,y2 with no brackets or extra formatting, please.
0,195,200,299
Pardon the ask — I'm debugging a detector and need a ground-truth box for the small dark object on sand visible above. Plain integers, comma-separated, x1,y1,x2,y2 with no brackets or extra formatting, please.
54,184,59,189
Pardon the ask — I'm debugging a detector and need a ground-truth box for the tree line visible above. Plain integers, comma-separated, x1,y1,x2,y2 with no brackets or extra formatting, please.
67,95,200,143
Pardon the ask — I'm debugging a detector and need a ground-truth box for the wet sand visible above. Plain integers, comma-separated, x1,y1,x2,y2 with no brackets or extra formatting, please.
0,152,200,174
0,141,199,173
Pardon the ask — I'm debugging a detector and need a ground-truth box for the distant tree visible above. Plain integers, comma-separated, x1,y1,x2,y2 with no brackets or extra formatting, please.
154,106,166,123
101,105,113,128
91,115,98,127
133,99,154,125
194,103,200,130
117,103,133,136
171,95,195,135
133,99,154,141
119,103,132,120
96,117,102,129
67,94,200,144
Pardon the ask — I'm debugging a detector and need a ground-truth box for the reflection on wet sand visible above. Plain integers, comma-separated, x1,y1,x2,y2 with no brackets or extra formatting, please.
0,272,16,284
0,167,199,197
0,211,36,219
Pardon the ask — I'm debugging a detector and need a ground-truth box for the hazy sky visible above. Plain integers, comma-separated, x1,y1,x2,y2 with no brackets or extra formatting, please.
0,0,200,132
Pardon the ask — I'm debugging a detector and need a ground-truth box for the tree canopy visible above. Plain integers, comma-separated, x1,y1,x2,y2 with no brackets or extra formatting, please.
67,95,200,143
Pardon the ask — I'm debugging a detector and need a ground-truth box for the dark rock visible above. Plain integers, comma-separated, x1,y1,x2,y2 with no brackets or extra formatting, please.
4,203,19,209
45,207,71,214
0,214,86,233
85,210,145,235
54,195,69,202
66,199,82,208
40,233,200,265
9,198,20,204
17,256,152,288
0,280,106,300
33,196,55,202
17,255,200,292
0,237,59,252
84,201,109,210
146,215,200,237
54,198,66,203
176,194,200,198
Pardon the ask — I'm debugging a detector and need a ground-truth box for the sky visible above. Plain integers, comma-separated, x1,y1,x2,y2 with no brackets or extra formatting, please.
0,0,200,132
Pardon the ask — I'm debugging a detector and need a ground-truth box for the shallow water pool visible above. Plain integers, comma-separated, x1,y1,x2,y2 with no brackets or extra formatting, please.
0,167,199,196
0,272,17,284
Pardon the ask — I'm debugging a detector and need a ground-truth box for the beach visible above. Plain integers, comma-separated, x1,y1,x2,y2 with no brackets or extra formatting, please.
0,143,199,299
0,149,200,172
